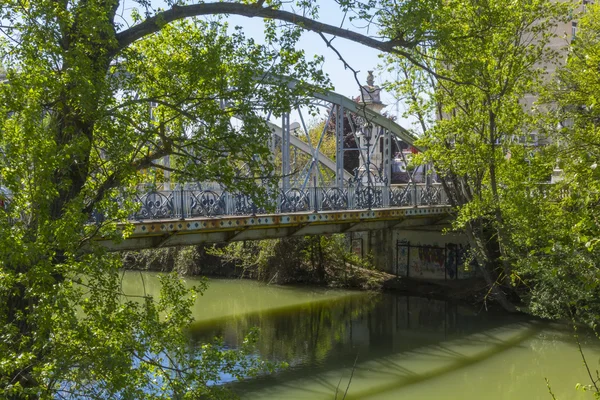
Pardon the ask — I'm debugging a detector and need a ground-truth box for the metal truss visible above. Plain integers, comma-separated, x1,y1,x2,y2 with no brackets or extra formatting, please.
133,78,438,223
266,85,420,195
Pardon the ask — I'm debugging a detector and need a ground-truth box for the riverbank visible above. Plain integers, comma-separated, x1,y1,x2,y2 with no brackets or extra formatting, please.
122,244,392,290
382,276,492,305
122,243,493,307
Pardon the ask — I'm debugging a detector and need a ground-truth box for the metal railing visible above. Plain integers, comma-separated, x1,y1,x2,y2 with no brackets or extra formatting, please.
104,183,450,222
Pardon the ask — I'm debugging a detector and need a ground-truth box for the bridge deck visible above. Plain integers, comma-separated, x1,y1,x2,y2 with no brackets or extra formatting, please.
97,205,452,251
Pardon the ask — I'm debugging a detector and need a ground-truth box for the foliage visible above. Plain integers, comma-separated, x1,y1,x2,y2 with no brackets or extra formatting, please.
382,2,600,394
208,234,374,287
382,1,600,395
208,240,281,281
381,0,570,311
516,2,600,328
0,1,331,398
6,0,598,396
123,246,212,276
292,119,338,184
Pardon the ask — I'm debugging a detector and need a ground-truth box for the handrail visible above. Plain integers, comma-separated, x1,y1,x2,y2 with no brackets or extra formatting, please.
92,183,449,223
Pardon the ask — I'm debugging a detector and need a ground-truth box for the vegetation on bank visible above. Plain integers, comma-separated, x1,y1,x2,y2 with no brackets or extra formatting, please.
123,234,389,290
383,0,600,326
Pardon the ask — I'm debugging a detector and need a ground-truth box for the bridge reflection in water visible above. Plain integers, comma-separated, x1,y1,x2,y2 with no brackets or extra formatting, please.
187,290,595,400
191,293,532,387
117,273,599,400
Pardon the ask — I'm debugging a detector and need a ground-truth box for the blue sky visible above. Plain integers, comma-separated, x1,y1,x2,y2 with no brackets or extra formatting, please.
224,2,401,113
142,1,408,124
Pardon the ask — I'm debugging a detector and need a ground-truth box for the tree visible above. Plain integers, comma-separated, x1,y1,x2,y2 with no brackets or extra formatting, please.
381,0,569,311
0,2,333,399
0,0,449,397
519,1,600,328
382,2,600,395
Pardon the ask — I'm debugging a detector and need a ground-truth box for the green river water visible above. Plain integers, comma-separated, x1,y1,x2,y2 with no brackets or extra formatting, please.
121,271,600,400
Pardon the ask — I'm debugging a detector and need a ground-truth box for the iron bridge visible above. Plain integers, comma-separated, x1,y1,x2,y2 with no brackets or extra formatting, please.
96,183,452,251
95,77,452,251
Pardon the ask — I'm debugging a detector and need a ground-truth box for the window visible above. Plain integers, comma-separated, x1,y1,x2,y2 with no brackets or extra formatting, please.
572,21,578,41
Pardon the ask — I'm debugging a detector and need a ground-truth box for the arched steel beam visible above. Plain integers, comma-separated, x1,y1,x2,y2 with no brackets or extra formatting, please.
261,75,422,150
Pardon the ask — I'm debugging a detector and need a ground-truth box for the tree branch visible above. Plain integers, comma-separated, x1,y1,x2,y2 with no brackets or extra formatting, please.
82,147,172,215
115,2,413,55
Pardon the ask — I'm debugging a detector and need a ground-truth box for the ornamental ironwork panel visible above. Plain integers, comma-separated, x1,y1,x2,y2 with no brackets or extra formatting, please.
133,191,175,220
354,186,383,209
389,186,412,207
117,181,450,222
189,190,226,217
280,188,311,212
321,187,348,210
232,193,266,215
420,185,443,205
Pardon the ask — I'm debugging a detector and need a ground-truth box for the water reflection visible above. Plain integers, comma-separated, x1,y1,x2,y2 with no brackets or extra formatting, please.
198,293,597,400
120,273,599,399
189,293,379,368
119,271,359,323
188,292,537,398
243,322,541,400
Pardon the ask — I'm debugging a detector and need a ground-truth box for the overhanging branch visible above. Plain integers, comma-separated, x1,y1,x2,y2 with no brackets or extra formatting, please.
115,2,413,54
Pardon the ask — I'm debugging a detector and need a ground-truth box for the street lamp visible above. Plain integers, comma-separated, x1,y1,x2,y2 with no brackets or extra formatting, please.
355,122,377,209
362,123,374,186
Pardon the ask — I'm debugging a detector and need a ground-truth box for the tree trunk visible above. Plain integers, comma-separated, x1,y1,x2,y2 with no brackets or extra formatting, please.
443,175,518,313
465,221,518,313
488,109,514,285
4,264,43,400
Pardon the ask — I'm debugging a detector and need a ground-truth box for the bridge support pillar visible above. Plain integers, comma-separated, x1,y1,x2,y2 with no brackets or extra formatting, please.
368,229,395,273
352,229,395,273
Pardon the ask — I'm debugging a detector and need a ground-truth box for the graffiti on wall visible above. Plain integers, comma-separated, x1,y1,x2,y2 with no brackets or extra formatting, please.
410,245,445,279
396,240,478,280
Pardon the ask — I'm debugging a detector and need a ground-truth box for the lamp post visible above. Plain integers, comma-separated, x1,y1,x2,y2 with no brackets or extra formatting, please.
355,122,375,209
363,123,373,188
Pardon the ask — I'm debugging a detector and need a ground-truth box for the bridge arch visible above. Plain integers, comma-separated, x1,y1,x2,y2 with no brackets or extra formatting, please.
261,77,421,191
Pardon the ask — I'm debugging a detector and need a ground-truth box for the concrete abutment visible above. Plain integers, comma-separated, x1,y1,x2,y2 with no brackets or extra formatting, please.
353,228,477,280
